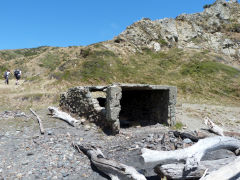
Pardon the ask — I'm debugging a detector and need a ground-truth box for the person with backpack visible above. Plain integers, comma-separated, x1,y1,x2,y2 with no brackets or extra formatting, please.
4,70,10,85
14,69,21,85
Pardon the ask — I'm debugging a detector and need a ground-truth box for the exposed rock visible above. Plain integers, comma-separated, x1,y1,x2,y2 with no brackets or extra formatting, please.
108,0,240,64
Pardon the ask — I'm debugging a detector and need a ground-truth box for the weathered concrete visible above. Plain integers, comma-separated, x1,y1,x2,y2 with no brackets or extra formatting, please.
60,84,177,134
106,85,122,134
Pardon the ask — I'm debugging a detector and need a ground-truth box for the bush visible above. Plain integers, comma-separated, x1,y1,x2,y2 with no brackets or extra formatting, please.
0,51,18,61
80,48,91,58
80,58,112,82
181,60,240,77
158,38,168,46
229,23,240,33
173,122,184,130
39,53,60,71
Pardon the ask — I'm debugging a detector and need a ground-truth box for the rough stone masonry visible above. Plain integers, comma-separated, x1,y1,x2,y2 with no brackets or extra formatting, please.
60,84,177,134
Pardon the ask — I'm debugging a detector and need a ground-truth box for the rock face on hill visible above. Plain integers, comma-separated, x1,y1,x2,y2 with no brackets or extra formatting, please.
106,0,240,64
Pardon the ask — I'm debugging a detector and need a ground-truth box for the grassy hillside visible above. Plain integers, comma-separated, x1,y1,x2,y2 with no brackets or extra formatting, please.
0,45,240,110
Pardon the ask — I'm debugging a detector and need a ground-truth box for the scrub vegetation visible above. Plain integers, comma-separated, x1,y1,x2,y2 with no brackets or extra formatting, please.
0,45,240,110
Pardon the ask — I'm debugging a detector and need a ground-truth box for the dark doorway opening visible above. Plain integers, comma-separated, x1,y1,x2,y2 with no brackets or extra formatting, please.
119,89,169,128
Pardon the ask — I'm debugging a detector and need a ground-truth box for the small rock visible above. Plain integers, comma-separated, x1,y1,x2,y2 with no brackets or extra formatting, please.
57,162,63,168
22,161,29,165
146,144,155,149
27,152,34,156
136,142,144,147
84,125,91,131
15,112,26,117
170,138,178,143
235,149,240,156
183,138,192,144
52,176,58,180
80,118,86,124
62,172,69,177
175,142,183,149
16,173,23,178
47,131,53,135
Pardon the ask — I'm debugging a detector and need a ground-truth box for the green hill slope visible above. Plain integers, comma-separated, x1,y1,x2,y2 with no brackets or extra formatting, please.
0,45,239,107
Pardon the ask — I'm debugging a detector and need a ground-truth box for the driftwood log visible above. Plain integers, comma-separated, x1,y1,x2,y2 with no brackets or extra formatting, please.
73,143,146,180
30,108,45,134
141,136,240,171
155,157,236,179
204,117,224,136
204,117,240,138
48,106,79,126
200,156,240,180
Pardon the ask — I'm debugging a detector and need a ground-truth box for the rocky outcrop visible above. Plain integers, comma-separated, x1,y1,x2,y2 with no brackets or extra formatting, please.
108,0,240,64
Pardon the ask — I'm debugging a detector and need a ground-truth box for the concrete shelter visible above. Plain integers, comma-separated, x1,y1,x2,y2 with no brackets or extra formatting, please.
60,84,177,134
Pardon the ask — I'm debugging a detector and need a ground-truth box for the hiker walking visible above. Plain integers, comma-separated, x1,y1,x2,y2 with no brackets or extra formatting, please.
4,70,10,85
14,69,21,85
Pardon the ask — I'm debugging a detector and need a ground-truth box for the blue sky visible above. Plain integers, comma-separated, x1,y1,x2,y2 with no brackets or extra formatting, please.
0,0,236,50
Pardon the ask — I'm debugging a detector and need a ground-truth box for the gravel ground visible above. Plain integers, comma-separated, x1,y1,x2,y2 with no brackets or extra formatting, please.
0,103,239,180
0,109,172,180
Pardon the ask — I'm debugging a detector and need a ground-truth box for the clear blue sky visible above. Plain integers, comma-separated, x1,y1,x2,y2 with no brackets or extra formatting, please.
0,0,236,50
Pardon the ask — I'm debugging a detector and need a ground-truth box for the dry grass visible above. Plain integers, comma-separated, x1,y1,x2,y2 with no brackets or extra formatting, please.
0,80,60,111
0,46,240,110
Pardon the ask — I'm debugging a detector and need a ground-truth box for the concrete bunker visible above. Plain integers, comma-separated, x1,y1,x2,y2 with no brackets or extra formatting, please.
60,84,177,134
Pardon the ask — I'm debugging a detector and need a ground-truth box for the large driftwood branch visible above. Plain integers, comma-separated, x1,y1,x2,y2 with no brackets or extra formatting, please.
204,117,224,136
30,108,45,134
48,106,79,127
73,143,146,180
141,136,240,171
155,157,236,179
200,156,240,180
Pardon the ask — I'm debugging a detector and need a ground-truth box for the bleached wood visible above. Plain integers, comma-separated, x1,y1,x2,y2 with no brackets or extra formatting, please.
204,117,224,136
73,143,146,180
200,156,240,180
141,136,240,170
155,157,236,179
30,108,45,134
48,106,79,126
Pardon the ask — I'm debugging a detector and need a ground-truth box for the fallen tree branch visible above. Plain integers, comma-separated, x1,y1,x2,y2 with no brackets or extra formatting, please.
73,143,146,180
30,108,45,134
200,156,240,180
204,117,224,136
141,136,240,171
155,157,236,179
48,106,79,126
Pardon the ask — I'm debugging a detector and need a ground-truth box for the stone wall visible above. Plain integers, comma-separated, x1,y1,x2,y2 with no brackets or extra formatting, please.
59,86,107,127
